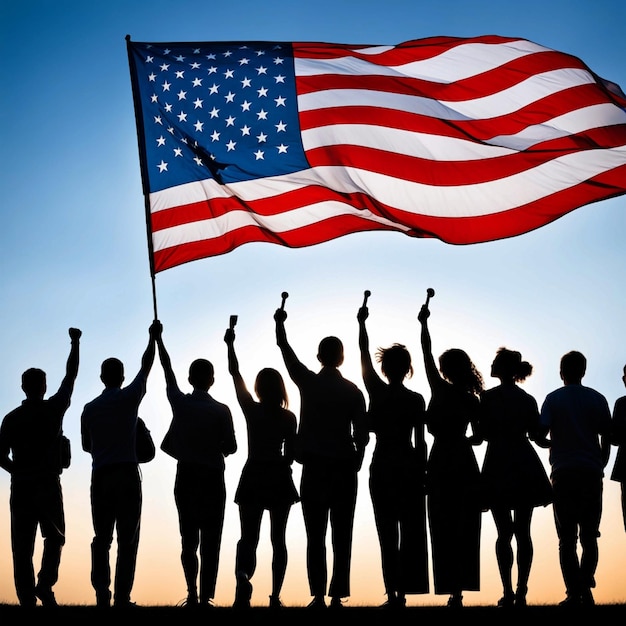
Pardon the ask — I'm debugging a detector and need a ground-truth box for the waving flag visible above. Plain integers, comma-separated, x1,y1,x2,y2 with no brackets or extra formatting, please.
127,35,626,273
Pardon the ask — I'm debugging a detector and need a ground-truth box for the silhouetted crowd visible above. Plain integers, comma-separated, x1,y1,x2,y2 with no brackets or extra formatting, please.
1,297,625,610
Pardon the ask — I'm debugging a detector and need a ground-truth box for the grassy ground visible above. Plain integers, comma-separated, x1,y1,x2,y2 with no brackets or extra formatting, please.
1,603,625,625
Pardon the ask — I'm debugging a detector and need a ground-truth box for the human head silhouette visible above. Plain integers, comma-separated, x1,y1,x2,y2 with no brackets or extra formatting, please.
560,351,586,385
22,368,47,400
101,358,124,389
376,343,413,384
188,358,214,391
317,336,344,368
439,348,484,395
491,347,533,383
255,368,289,408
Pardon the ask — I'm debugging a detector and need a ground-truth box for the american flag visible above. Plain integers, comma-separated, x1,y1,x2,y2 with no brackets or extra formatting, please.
127,36,626,274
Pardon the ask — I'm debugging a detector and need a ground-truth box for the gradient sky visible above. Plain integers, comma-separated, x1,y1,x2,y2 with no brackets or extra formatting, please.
1,0,624,607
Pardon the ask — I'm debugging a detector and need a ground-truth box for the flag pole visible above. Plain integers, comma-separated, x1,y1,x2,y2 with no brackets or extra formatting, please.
126,34,159,321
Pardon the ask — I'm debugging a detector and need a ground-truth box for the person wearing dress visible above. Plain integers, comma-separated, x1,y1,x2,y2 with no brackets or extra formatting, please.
478,347,553,608
610,364,626,532
357,302,428,608
224,324,299,609
418,303,483,608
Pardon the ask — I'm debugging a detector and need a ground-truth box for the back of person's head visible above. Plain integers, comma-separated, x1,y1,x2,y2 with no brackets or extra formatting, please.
318,336,344,368
21,368,46,400
376,343,413,383
439,348,484,395
560,351,586,384
491,347,533,382
255,368,289,408
101,358,124,388
188,358,214,391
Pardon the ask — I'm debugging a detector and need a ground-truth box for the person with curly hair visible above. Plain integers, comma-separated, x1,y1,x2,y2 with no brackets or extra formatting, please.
418,303,483,608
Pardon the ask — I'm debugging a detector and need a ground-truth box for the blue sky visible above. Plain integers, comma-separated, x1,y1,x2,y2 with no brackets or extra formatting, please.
0,0,624,607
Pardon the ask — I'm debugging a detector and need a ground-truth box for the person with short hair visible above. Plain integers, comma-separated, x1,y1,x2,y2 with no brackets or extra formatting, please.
0,327,81,607
539,351,612,607
81,321,159,608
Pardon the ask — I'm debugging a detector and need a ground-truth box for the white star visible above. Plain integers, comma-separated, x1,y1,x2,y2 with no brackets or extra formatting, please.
224,50,233,57
225,91,236,103
174,147,183,157
275,75,286,83
167,126,175,134
257,87,268,97
150,94,158,103
206,53,216,60
254,150,264,160
241,125,251,136
192,78,203,87
194,156,203,166
257,132,267,143
154,115,163,125
239,58,250,65
256,65,268,75
209,107,220,118
241,100,251,112
208,66,218,74
175,55,185,62
156,136,166,146
209,83,219,94
160,63,170,71
257,109,268,120
194,120,204,132
178,111,188,122
190,62,201,69
162,81,171,91
146,55,154,63
226,116,236,126
277,144,288,153
211,130,220,141
164,103,173,112
175,71,185,79
163,48,171,55
274,57,284,65
275,121,287,132
148,73,156,82
241,77,252,88
193,98,203,109
275,96,286,107
177,90,187,100
226,140,237,151
157,160,168,172
224,69,234,79
255,49,265,56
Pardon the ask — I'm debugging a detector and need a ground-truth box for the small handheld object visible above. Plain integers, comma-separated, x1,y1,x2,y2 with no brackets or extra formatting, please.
362,290,371,307
280,291,289,310
425,288,435,307
229,315,238,330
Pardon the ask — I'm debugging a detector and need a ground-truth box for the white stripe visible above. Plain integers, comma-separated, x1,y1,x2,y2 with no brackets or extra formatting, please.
151,145,626,251
297,69,599,122
301,103,626,155
295,39,553,83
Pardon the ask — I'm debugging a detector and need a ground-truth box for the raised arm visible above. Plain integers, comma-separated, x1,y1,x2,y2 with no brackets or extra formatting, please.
418,305,441,390
357,305,378,389
155,322,180,395
274,308,303,377
224,327,253,407
62,327,81,390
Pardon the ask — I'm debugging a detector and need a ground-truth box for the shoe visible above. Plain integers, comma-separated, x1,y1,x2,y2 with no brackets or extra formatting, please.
199,599,215,609
329,597,344,609
233,572,253,608
34,585,58,607
113,601,140,608
178,594,198,608
558,595,581,608
269,595,284,608
447,594,463,608
497,594,515,608
307,596,327,609
580,588,595,607
514,593,527,608
380,597,406,609
96,590,111,609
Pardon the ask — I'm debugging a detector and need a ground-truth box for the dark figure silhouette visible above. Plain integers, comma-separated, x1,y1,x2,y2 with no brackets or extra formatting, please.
539,351,611,607
157,324,237,608
611,365,626,532
224,325,299,609
478,348,552,608
274,306,368,609
357,302,428,608
80,321,159,608
0,328,81,607
418,304,483,608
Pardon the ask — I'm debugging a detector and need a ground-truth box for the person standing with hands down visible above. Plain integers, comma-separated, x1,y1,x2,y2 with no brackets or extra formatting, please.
274,299,368,609
224,321,299,609
0,327,81,607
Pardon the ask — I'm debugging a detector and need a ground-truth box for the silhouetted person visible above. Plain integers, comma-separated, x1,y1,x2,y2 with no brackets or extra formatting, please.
224,325,299,609
611,364,626,531
80,321,159,608
418,304,483,608
157,324,236,608
0,328,81,607
539,351,611,607
357,303,428,608
478,348,552,608
274,307,368,609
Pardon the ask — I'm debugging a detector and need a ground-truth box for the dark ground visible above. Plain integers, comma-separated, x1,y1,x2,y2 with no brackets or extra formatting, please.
1,603,625,625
